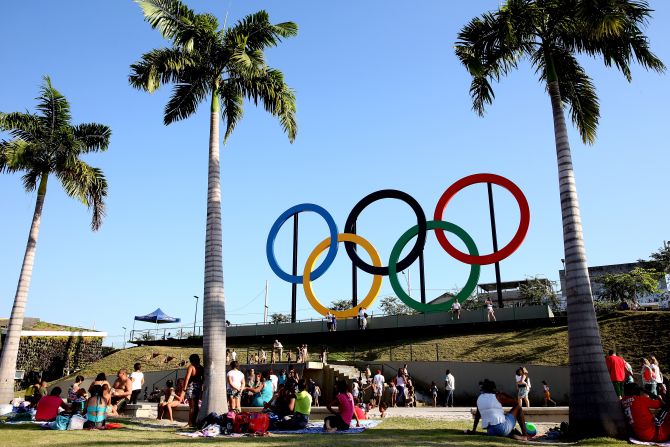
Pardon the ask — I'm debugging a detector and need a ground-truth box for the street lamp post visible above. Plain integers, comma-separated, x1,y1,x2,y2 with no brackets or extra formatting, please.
402,270,411,297
193,295,199,335
122,326,127,349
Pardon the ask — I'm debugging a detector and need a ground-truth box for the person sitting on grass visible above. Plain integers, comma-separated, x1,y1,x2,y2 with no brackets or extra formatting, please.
84,385,108,429
247,370,274,407
24,378,41,406
275,379,312,430
324,380,360,432
35,387,70,421
622,382,670,442
71,388,88,415
468,379,529,441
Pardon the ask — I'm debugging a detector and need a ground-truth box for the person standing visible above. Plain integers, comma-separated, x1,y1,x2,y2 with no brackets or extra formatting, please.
130,363,144,404
605,350,626,398
395,369,407,407
226,360,245,411
372,370,385,405
331,313,337,331
641,358,657,396
231,349,238,362
445,369,455,407
358,307,365,330
451,300,461,320
183,353,204,427
273,339,283,363
260,349,267,364
485,298,496,322
430,381,438,407
650,356,665,396
326,312,333,332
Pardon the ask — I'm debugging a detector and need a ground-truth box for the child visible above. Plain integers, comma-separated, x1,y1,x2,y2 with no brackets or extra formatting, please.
72,388,88,415
407,385,416,407
379,402,388,418
542,380,557,406
430,381,438,407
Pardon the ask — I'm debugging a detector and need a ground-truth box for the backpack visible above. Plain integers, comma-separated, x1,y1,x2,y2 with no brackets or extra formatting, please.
248,413,270,434
54,415,70,430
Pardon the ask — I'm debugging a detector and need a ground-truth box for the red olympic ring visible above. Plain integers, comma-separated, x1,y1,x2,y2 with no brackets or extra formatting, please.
433,173,530,265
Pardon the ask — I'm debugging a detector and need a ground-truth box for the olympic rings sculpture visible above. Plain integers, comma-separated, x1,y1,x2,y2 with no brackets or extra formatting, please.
266,173,530,318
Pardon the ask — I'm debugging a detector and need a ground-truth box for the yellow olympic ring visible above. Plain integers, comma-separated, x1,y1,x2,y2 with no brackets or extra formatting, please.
303,233,382,319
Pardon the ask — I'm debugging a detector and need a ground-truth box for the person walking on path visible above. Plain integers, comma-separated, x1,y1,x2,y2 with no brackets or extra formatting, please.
515,367,531,408
485,298,496,322
641,358,657,396
451,300,461,320
542,380,557,406
650,356,665,396
445,369,455,407
605,350,626,399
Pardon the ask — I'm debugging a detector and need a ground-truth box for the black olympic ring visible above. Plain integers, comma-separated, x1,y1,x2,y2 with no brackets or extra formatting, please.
343,189,427,276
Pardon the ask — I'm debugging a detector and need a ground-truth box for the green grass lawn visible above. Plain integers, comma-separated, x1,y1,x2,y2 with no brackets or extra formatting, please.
0,418,628,447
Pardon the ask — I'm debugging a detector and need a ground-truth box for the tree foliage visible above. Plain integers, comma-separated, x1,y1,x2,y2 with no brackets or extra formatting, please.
596,267,662,302
519,277,558,308
640,241,670,274
329,299,352,311
379,296,415,316
270,313,290,324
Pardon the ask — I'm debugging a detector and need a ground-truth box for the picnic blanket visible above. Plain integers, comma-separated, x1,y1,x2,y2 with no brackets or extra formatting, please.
176,420,381,438
630,438,670,446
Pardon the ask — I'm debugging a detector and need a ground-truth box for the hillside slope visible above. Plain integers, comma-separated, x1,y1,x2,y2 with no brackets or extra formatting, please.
71,311,669,379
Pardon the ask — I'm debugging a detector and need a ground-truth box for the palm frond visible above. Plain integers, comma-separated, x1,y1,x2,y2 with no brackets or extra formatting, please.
234,68,297,142
35,76,72,133
0,112,42,142
56,159,108,230
455,7,536,115
164,79,209,124
73,123,112,153
219,81,244,143
537,48,599,144
0,139,37,174
129,47,195,93
227,11,297,51
135,0,199,51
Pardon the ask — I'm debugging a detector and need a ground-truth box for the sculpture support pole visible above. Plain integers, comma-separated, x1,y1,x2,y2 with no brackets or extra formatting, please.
352,222,358,306
487,183,504,308
419,253,426,304
291,213,298,322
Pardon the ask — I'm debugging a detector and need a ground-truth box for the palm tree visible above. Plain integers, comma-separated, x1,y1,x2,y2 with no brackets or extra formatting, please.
455,0,664,438
129,0,297,416
0,76,110,403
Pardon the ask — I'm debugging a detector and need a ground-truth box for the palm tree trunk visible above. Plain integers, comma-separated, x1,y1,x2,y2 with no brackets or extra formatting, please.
0,174,48,403
547,79,627,438
200,89,228,419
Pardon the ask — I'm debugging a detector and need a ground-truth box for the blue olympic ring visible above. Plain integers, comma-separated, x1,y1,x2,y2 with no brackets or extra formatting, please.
266,203,339,284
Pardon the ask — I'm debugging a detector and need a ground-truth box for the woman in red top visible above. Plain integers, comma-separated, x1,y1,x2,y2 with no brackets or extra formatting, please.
35,387,70,421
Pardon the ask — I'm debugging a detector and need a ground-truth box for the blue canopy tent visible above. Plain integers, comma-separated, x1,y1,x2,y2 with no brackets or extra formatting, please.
132,308,181,341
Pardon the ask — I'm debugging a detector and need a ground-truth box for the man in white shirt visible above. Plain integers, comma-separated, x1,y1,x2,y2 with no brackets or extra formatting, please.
226,361,245,411
269,369,279,393
273,340,283,363
445,369,455,407
373,370,385,403
231,349,237,362
469,379,528,440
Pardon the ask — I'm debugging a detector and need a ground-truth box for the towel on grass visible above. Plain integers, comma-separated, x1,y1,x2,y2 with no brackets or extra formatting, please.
176,420,381,438
630,439,670,446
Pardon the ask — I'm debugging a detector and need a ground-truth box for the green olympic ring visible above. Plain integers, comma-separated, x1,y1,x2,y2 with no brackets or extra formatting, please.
388,220,481,313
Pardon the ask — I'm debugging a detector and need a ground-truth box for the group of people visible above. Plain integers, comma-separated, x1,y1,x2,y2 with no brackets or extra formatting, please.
225,340,321,365
605,350,666,399
20,362,146,428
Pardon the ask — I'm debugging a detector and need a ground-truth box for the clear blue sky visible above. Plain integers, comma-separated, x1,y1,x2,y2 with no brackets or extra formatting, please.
1,1,668,347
